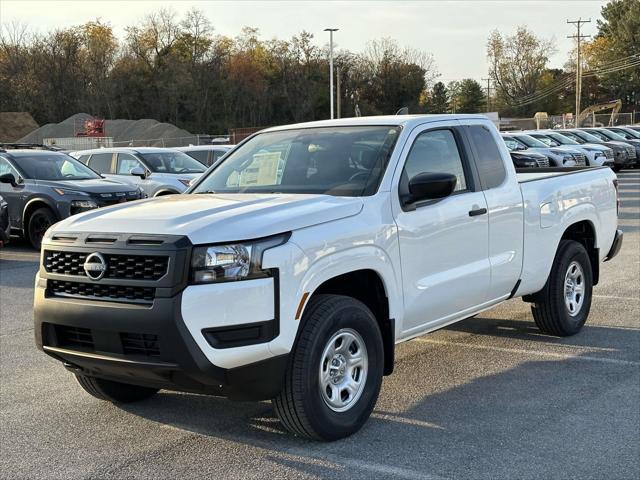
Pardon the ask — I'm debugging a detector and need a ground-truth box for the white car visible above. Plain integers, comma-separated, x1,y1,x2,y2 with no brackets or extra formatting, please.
70,147,206,197
525,131,614,167
175,145,235,167
35,115,622,440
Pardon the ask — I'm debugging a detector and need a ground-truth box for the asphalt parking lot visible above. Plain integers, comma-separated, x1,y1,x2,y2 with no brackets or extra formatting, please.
1,171,638,480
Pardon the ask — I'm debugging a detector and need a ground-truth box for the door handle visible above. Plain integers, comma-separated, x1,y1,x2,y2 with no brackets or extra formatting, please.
468,207,487,217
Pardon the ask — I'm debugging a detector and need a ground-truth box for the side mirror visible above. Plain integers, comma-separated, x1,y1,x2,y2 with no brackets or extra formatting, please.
0,173,17,187
404,172,457,206
130,167,146,179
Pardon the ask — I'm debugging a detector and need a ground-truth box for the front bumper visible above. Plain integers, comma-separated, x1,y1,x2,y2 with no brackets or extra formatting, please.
34,286,287,400
34,233,288,401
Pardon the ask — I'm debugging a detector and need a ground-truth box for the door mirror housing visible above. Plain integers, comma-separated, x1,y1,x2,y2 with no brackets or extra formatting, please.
130,167,146,179
404,172,457,206
0,173,17,187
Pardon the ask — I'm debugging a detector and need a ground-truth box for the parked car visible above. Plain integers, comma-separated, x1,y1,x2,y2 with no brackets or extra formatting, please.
626,125,640,134
176,145,235,167
580,128,640,167
509,150,549,168
525,131,613,167
0,146,145,249
70,147,206,197
555,129,634,172
34,114,622,440
0,194,9,247
501,133,578,167
502,141,550,168
605,126,640,141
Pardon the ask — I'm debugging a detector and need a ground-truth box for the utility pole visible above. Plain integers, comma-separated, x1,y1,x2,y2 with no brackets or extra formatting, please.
567,18,591,127
324,28,339,119
482,78,492,112
336,66,341,119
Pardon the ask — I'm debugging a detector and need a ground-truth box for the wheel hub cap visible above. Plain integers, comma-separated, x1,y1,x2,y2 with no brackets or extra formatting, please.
564,261,585,317
319,328,368,412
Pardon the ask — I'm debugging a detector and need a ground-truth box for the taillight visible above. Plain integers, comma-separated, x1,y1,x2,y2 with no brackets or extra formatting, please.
613,178,619,216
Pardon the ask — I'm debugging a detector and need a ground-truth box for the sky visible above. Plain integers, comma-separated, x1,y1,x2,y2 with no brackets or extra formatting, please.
0,0,608,83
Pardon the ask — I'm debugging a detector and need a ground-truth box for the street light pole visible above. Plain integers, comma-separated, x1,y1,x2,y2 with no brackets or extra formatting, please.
324,28,338,119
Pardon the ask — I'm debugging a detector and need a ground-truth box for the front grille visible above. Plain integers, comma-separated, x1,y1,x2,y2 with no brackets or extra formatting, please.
120,333,161,357
625,145,636,159
48,280,155,304
536,156,550,167
55,325,94,350
572,153,586,166
44,251,168,281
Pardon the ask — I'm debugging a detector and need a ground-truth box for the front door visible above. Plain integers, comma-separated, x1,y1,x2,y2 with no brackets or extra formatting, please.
392,123,490,336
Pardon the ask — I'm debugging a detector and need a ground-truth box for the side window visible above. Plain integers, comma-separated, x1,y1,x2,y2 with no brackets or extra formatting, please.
77,155,90,164
0,158,18,177
185,150,209,166
117,153,142,174
212,150,227,163
88,153,114,174
403,129,467,192
467,125,506,190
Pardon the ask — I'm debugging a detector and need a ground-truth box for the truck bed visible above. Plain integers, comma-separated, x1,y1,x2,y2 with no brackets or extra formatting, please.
516,166,598,183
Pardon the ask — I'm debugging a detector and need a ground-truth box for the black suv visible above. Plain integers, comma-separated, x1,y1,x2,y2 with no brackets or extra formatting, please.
0,145,145,249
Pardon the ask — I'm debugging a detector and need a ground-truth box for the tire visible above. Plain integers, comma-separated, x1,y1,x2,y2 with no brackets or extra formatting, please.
531,240,593,336
75,374,159,403
273,294,384,441
27,207,55,250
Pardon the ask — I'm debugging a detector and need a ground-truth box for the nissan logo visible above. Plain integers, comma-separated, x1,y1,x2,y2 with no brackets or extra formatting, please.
83,252,107,280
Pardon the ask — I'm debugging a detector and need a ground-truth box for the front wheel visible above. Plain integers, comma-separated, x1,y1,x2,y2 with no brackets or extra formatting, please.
27,207,55,250
531,240,593,336
273,295,384,441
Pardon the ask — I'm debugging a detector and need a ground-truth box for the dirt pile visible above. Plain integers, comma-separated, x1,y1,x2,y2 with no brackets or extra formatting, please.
18,113,197,147
0,112,39,142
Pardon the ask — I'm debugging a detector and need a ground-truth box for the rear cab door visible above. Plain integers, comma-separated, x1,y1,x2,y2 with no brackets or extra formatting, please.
391,120,491,337
459,119,524,301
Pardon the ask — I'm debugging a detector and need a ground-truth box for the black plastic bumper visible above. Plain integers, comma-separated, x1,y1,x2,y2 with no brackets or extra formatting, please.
604,229,623,261
34,285,288,401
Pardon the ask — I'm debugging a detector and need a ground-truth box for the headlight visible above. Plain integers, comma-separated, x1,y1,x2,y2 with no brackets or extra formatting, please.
70,200,98,209
53,188,89,196
190,233,290,284
563,155,573,164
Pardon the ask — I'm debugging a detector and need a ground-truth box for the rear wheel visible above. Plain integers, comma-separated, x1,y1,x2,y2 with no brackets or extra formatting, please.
531,240,593,336
75,374,159,403
273,295,384,441
27,207,55,250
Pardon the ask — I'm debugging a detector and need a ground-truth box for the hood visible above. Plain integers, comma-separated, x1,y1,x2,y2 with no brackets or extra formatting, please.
35,178,137,194
52,193,364,244
511,150,546,160
550,147,580,155
581,143,610,152
152,172,202,180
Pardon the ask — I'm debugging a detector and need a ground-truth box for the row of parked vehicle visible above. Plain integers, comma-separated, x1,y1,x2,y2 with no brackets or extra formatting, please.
502,126,640,171
0,143,233,249
0,125,638,250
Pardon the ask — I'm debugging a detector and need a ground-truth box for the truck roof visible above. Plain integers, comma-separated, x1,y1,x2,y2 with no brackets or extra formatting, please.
263,114,492,133
70,146,176,155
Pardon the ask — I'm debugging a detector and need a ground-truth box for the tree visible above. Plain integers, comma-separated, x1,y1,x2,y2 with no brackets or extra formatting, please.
423,81,448,113
487,26,556,115
456,79,485,113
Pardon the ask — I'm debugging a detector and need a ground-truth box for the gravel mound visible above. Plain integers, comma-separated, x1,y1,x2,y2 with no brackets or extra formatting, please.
19,113,197,147
0,112,39,142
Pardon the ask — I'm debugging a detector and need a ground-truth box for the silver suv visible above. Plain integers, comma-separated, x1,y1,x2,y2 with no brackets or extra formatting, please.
70,147,205,197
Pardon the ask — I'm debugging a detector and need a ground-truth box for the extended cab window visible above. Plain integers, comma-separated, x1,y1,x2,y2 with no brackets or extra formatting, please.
467,125,506,190
184,150,210,166
403,129,467,192
88,153,114,174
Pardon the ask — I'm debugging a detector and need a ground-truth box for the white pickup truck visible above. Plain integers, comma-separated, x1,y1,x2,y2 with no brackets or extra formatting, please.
34,115,622,441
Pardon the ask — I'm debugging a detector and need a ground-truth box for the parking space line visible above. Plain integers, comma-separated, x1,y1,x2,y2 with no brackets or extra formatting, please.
414,338,640,366
594,294,640,301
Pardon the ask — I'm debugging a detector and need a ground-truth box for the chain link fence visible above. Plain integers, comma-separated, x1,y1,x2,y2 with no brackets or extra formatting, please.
500,112,637,131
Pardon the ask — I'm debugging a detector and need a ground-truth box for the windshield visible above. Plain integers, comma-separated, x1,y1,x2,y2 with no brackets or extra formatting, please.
582,130,613,142
589,129,626,141
529,134,556,146
191,126,401,196
609,128,640,139
139,151,205,174
547,132,579,145
568,130,602,143
13,153,101,180
514,135,548,148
